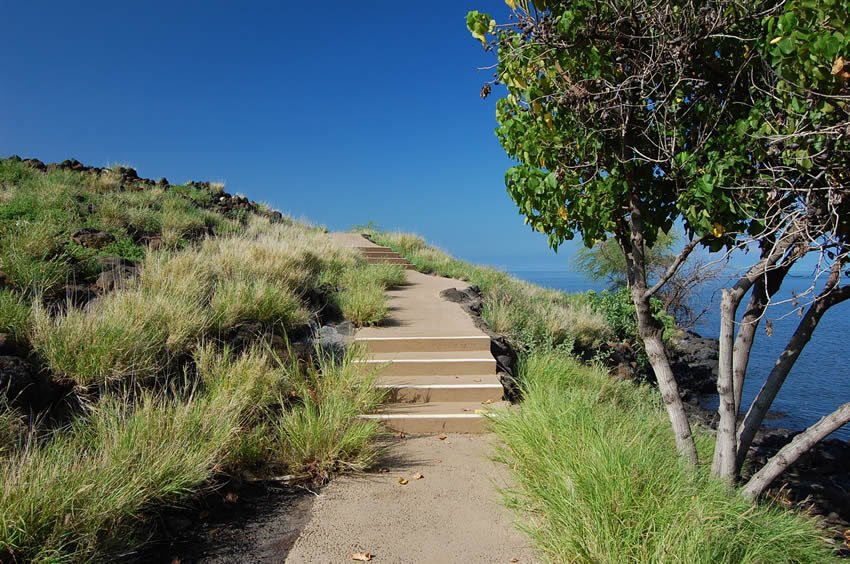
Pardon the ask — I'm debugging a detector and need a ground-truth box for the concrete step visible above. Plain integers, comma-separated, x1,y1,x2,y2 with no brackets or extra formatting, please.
358,249,399,256
357,351,497,377
354,335,492,353
356,246,393,253
361,401,508,434
364,257,412,265
377,374,503,403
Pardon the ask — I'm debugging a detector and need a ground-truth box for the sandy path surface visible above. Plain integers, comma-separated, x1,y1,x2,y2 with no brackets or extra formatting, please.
286,435,537,563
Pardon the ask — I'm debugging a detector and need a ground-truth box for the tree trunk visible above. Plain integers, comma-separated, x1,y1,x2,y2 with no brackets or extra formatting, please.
633,289,700,466
735,284,850,471
742,402,850,500
622,189,698,466
732,263,794,414
731,277,767,414
712,288,740,482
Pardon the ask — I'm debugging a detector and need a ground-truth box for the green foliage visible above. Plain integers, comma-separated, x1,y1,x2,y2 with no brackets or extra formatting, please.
0,159,386,561
334,280,388,326
493,352,836,562
467,1,765,251
30,289,209,387
0,345,276,563
326,262,406,327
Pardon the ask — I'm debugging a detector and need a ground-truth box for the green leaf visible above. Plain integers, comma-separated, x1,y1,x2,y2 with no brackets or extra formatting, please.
466,11,494,46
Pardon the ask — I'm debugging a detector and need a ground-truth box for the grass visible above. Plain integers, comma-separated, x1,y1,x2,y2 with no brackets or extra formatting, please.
211,277,308,332
334,279,388,326
0,346,266,562
30,217,355,388
0,159,387,561
272,345,385,481
0,403,24,458
30,288,209,387
326,262,406,326
492,352,836,563
0,341,383,562
0,289,31,339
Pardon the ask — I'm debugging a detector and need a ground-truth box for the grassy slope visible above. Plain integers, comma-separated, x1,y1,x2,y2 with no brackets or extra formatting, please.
365,230,837,563
0,159,397,562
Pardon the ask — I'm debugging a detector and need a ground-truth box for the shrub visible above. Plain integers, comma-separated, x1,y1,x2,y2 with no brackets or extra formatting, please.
0,221,70,294
0,390,241,561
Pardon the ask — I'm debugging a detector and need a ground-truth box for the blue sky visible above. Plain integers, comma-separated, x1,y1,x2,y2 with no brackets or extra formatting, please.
0,0,581,270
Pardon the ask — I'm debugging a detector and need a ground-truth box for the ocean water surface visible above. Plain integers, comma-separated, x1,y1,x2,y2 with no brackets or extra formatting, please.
511,270,850,441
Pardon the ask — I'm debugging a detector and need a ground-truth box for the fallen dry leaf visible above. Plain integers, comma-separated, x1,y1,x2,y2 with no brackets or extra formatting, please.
224,492,238,504
510,558,520,563
377,467,390,473
437,434,447,441
395,432,407,438
481,399,494,405
351,552,374,562
411,472,424,480
398,477,409,485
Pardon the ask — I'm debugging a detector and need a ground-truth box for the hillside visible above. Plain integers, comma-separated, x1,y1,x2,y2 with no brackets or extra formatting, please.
0,157,403,561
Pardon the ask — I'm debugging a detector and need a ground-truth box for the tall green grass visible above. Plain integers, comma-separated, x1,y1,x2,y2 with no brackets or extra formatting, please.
0,345,275,562
0,161,387,562
492,352,836,563
0,289,31,339
327,262,407,326
272,345,385,480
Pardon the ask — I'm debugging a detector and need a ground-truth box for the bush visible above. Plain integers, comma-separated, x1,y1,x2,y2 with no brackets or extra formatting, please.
0,389,242,561
0,221,70,294
492,352,835,563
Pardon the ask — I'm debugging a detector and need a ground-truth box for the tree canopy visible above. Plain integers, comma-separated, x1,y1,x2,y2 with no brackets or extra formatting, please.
469,0,850,493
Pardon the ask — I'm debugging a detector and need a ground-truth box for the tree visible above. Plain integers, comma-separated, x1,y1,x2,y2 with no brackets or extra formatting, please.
708,0,850,494
468,0,850,496
468,0,764,466
575,230,718,327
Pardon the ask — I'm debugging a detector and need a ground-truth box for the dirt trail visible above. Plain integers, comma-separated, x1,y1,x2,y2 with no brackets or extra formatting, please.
285,435,536,563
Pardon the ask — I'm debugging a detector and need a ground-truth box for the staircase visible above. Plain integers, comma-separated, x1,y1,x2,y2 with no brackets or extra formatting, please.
355,244,414,268
329,233,506,433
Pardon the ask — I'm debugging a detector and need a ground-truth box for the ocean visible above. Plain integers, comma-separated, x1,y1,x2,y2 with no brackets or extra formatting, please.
511,270,850,441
